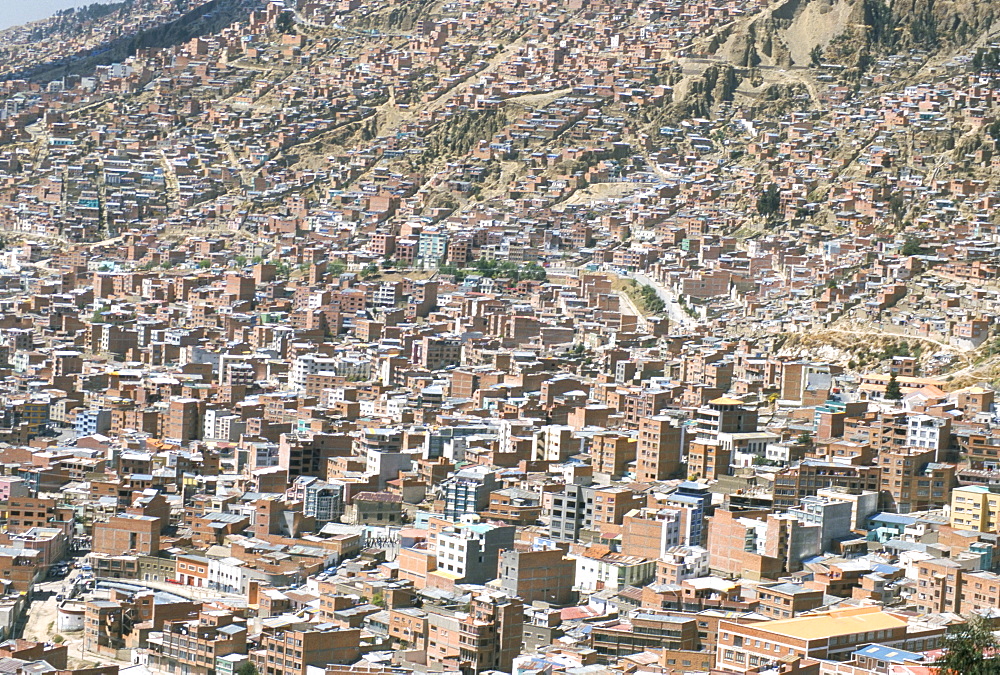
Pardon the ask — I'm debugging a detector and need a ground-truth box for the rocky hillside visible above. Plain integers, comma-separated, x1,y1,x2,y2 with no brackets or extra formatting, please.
714,0,999,74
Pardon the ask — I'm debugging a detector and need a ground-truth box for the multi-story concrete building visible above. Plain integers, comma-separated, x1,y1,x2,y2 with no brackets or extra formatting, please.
591,612,699,663
443,465,499,519
344,491,403,525
147,610,247,675
636,415,686,481
951,484,1000,533
300,478,344,523
653,546,710,585
432,520,514,586
570,549,656,592
165,397,201,442
621,507,685,559
787,495,854,552
716,605,944,673
250,621,362,675
546,481,594,542
706,509,822,580
755,582,824,619
74,408,112,436
498,546,575,605
93,514,160,556
876,446,955,513
457,592,523,674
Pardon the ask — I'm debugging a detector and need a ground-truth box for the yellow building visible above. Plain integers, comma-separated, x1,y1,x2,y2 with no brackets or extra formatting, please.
10,399,49,434
717,605,944,672
950,485,1000,533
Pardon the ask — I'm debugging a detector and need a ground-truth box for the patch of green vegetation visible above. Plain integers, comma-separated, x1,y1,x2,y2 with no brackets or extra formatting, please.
439,258,547,284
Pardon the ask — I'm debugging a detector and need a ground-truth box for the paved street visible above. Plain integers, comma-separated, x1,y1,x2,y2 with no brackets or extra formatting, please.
631,271,701,330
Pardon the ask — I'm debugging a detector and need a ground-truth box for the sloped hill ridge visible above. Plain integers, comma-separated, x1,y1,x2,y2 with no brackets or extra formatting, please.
719,0,999,73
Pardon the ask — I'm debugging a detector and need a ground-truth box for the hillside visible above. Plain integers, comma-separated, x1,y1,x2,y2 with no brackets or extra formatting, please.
1,0,1000,383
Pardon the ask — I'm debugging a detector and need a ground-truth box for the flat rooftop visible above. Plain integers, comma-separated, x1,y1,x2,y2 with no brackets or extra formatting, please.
741,606,907,641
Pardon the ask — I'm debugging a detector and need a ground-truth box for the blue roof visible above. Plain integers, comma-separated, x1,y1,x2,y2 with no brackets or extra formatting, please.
873,563,901,575
869,512,917,525
677,481,708,491
667,493,704,505
853,644,924,663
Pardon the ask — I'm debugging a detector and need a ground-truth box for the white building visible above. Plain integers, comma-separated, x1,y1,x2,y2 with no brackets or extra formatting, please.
906,413,950,459
290,353,337,391
208,556,246,594
571,551,656,592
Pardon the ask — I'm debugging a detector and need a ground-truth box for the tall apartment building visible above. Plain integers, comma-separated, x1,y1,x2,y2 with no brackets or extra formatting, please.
165,397,202,442
876,446,955,513
590,431,636,477
74,408,112,436
950,484,1000,533
636,415,686,481
653,545,710,585
432,520,514,586
290,354,337,392
389,591,523,674
706,509,822,580
146,611,247,675
905,413,951,458
250,622,362,675
362,428,411,489
954,427,1000,468
773,461,881,509
547,482,594,542
443,465,499,519
591,486,644,530
458,593,523,673
693,397,758,438
959,570,1000,616
621,508,686,559
660,481,713,546
787,495,854,553
0,495,72,533
911,557,967,614
498,546,575,605
686,438,731,481
419,335,462,370
533,425,578,462
300,478,344,523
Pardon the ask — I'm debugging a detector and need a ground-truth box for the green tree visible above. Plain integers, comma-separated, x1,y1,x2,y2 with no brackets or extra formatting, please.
274,11,295,34
757,183,781,218
236,662,259,675
901,237,922,256
884,372,903,400
328,260,347,276
934,614,1000,675
809,45,824,67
